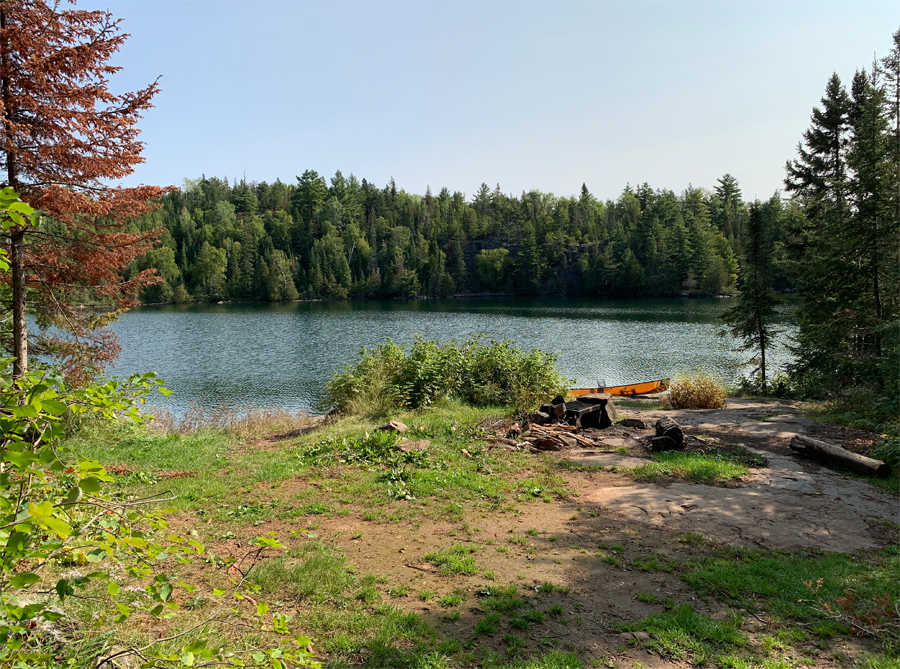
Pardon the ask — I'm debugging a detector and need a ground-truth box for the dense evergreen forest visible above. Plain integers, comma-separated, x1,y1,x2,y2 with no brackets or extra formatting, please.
127,173,794,303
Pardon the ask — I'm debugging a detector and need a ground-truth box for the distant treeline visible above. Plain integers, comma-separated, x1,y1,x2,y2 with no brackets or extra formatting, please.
126,172,796,303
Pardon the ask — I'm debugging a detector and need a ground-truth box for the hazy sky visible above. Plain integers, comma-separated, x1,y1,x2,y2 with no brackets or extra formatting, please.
82,1,897,202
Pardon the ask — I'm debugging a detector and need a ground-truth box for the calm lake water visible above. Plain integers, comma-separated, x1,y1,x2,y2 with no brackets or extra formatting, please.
106,297,796,415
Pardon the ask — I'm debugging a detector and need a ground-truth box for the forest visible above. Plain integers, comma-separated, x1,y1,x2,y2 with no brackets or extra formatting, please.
126,172,791,303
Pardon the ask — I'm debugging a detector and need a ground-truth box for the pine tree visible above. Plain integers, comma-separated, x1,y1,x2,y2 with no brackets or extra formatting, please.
719,201,783,391
0,0,169,377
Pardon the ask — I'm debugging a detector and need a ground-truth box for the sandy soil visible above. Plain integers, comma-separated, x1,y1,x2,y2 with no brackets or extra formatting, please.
232,399,897,668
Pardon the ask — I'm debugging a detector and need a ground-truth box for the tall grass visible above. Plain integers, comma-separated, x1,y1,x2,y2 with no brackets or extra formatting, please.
150,404,314,439
326,336,569,416
663,374,727,410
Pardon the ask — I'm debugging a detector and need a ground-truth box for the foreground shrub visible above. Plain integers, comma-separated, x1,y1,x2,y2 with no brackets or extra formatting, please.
327,336,569,415
0,363,317,668
663,374,727,409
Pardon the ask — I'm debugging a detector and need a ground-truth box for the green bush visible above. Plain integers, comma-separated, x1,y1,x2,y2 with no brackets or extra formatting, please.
326,336,569,415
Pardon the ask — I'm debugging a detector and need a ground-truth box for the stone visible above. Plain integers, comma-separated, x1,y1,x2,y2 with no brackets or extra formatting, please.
398,439,430,453
577,392,612,404
619,418,647,429
649,435,681,452
531,411,550,426
377,420,408,433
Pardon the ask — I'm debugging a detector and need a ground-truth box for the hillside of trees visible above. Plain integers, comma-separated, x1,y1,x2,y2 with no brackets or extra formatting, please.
126,173,796,304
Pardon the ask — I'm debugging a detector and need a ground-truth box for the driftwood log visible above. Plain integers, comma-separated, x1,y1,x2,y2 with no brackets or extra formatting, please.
789,435,891,479
654,417,683,448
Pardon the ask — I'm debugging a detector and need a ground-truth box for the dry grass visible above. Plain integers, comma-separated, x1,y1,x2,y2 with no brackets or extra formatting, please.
148,404,316,439
662,375,727,410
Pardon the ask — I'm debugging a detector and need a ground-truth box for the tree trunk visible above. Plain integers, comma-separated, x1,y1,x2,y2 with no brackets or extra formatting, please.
757,309,767,391
789,435,891,478
10,227,26,376
1,2,25,377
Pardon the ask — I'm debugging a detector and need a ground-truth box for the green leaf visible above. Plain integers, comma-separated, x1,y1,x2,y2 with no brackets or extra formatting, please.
11,404,38,418
78,477,102,494
28,500,54,520
56,579,72,600
9,573,40,588
256,602,269,616
8,201,33,215
107,582,119,596
86,548,105,562
41,399,67,415
181,651,195,666
42,516,71,538
65,487,83,505
212,588,226,597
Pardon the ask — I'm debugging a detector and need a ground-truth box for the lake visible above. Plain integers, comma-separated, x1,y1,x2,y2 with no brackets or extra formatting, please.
107,297,796,414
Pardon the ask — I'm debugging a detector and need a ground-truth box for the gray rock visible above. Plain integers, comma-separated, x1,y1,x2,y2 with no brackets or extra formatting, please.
398,439,430,453
531,411,550,426
377,420,408,433
619,418,647,429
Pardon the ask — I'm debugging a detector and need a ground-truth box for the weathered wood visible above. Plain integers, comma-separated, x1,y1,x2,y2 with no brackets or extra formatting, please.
650,435,680,452
655,417,683,447
790,435,891,479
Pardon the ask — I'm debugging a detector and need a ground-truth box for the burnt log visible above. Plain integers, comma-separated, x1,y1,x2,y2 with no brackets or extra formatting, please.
790,435,891,479
619,418,647,429
655,417,683,447
650,435,680,452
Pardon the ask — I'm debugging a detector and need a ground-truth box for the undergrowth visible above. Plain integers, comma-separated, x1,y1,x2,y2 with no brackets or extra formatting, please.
326,336,569,416
663,374,727,410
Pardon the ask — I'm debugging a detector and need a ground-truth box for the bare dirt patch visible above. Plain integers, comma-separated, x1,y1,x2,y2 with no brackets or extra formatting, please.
571,400,899,552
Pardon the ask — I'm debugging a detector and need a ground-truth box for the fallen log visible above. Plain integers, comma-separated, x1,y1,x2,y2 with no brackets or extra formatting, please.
789,435,891,479
655,417,683,447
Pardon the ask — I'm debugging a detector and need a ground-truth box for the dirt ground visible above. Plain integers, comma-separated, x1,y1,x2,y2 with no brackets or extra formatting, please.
235,399,898,668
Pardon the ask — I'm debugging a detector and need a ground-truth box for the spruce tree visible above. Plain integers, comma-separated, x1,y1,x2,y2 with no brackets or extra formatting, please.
719,201,783,391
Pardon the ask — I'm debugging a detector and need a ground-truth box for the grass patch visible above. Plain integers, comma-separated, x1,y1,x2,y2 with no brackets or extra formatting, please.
250,542,364,603
628,451,748,484
620,604,744,664
480,584,525,613
423,544,481,576
474,612,503,635
683,545,900,641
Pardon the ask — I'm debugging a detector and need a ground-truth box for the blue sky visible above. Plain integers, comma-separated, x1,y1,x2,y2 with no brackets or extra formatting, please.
83,1,898,202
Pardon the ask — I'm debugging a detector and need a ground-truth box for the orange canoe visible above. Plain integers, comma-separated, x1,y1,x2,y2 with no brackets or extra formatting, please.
570,379,669,397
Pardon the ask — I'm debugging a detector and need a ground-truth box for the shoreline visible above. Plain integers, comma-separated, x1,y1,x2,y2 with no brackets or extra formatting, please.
135,290,744,308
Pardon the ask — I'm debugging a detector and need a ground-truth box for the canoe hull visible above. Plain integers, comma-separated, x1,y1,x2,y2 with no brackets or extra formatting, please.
570,379,668,397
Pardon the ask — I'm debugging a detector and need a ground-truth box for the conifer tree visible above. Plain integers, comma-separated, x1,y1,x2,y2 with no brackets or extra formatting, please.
0,0,169,378
720,201,783,391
